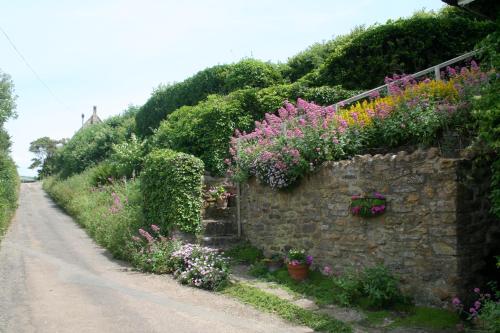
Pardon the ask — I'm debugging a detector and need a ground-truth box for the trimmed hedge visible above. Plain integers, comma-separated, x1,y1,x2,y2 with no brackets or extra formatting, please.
141,149,204,233
316,9,494,89
135,59,284,137
0,153,19,236
151,83,359,175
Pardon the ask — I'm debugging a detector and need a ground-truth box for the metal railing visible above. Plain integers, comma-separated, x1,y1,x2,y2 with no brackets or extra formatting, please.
334,50,479,110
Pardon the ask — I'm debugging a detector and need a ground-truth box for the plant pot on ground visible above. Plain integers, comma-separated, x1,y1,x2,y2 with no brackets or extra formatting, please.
285,249,313,281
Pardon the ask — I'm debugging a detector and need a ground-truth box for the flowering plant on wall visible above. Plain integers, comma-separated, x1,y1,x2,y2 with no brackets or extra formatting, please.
350,192,386,217
228,63,493,190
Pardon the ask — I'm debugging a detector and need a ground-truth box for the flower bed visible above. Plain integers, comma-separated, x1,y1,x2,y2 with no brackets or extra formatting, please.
229,63,492,189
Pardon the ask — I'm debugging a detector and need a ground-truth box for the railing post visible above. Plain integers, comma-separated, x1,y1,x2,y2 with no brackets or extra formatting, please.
434,66,441,81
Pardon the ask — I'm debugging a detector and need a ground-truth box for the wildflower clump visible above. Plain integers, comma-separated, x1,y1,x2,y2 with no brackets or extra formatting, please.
229,63,493,189
170,244,230,290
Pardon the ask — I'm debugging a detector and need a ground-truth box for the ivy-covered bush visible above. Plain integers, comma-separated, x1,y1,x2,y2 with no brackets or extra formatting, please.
316,9,494,89
135,59,284,137
141,149,204,233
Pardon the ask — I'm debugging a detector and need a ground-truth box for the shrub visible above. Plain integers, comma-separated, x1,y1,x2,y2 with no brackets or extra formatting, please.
54,106,137,178
109,133,145,178
151,84,359,176
135,59,284,137
141,149,204,233
170,243,230,290
128,225,182,274
230,64,492,189
0,153,19,236
316,9,494,89
358,265,403,308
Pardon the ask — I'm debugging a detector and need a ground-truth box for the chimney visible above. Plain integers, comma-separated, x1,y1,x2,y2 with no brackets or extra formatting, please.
93,105,97,116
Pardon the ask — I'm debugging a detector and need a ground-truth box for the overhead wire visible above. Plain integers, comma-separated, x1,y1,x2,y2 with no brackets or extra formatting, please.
0,24,70,110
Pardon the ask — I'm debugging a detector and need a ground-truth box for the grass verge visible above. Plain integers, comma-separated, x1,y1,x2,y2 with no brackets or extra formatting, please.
222,282,352,333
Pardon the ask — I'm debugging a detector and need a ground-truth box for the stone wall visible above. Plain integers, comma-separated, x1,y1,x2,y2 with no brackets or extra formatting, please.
240,148,497,305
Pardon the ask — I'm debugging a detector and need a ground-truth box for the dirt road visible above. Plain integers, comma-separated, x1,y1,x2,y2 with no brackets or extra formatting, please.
0,183,311,333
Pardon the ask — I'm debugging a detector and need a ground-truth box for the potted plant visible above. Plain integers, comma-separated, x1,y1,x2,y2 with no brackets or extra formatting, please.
285,249,313,281
262,253,283,272
350,192,386,217
208,185,232,209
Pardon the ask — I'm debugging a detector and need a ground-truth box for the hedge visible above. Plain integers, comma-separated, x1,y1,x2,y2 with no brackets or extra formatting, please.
135,59,284,137
315,9,494,89
151,83,359,175
0,153,19,236
141,149,204,234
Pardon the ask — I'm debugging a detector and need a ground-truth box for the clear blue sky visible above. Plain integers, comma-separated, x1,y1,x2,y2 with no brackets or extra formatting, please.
2,0,445,176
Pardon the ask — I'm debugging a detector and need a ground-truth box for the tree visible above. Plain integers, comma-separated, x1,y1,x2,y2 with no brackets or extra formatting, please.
29,137,64,177
0,71,17,127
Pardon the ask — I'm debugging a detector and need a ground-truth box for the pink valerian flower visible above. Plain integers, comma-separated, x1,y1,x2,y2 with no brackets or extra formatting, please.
321,265,333,276
369,90,380,100
452,297,461,307
151,224,161,233
374,192,385,199
473,301,481,310
139,228,154,243
474,287,480,294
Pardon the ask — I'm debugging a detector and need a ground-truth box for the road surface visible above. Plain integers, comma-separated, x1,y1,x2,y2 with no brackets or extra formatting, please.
0,183,311,333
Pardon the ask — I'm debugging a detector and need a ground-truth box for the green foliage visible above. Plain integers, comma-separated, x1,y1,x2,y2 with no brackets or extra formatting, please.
54,106,138,178
224,59,283,92
135,59,284,137
89,161,119,186
316,9,495,89
29,136,64,178
223,283,352,333
0,70,17,126
477,298,500,333
152,84,358,175
473,79,500,217
225,242,264,264
358,265,404,309
0,153,19,236
43,170,144,259
128,227,182,274
109,134,145,178
141,149,204,233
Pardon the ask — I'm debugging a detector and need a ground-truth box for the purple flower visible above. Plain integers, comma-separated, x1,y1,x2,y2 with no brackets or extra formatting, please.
374,192,385,199
351,206,361,214
306,255,313,265
474,300,481,309
452,297,461,307
474,287,480,294
322,265,333,276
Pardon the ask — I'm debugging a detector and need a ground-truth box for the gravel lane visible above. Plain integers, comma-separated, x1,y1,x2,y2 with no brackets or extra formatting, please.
0,183,311,333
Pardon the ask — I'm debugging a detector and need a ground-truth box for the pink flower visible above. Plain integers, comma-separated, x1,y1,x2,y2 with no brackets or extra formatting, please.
321,265,333,276
474,287,480,294
151,224,161,233
452,297,461,307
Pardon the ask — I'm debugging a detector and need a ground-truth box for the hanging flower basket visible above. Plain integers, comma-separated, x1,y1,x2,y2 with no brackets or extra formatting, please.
350,192,386,218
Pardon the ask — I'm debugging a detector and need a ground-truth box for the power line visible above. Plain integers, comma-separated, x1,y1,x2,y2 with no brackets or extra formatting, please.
0,24,70,109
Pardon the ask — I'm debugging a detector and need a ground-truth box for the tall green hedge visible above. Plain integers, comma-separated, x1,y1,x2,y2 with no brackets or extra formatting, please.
315,9,494,89
151,83,359,175
0,153,19,236
135,59,284,137
54,106,138,178
141,149,204,234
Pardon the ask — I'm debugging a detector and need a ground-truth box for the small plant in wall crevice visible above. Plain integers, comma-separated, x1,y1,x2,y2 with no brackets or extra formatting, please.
350,192,386,217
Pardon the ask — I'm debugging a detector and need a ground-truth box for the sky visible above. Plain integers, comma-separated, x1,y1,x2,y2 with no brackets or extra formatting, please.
1,0,445,177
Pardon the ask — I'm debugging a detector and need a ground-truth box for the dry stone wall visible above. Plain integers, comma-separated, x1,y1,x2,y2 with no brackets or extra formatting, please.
240,148,497,305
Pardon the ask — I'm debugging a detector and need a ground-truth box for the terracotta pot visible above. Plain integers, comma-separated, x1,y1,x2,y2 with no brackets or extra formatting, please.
287,263,309,281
